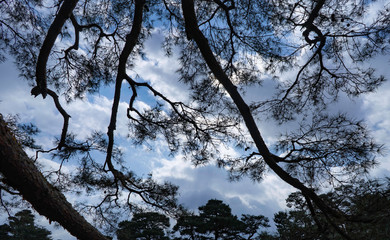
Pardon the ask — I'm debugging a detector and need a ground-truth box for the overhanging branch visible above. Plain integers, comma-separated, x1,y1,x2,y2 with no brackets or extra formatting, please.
33,0,79,98
0,114,108,240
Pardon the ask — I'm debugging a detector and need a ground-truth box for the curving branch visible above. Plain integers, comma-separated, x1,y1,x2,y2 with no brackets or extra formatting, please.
282,0,327,101
62,13,81,58
125,75,201,129
46,89,71,149
301,0,325,46
180,0,353,238
105,0,145,180
64,13,119,59
33,0,79,98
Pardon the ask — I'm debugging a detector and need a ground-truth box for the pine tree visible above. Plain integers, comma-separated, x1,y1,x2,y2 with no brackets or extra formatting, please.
0,209,52,240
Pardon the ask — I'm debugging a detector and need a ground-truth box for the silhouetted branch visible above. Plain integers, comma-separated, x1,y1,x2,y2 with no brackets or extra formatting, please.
0,115,109,240
181,0,350,236
105,0,145,173
33,0,79,98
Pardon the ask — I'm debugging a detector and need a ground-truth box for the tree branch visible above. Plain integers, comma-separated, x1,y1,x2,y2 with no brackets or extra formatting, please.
0,114,108,240
181,0,345,228
33,0,79,98
105,0,145,178
46,89,71,149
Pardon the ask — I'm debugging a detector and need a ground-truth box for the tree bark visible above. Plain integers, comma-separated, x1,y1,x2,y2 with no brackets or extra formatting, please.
0,114,108,240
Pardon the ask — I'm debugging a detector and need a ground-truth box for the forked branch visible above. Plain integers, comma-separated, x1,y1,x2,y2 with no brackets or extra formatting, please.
105,0,145,179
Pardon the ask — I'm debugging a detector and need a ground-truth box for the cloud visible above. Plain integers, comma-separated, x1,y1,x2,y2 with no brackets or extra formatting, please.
1,9,390,239
365,0,389,23
131,30,190,103
152,153,294,227
362,56,390,177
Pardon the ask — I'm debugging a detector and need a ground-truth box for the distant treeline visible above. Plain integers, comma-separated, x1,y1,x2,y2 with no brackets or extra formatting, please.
2,179,389,240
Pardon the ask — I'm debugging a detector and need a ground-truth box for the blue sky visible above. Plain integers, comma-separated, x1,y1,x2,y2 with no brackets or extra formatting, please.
0,58,292,240
1,6,390,239
0,36,295,238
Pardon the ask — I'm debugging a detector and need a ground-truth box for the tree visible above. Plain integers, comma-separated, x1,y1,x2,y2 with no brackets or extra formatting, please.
0,209,52,240
240,214,270,240
0,0,389,239
273,210,321,240
173,212,202,240
117,212,170,240
273,179,390,240
173,199,269,240
197,199,242,240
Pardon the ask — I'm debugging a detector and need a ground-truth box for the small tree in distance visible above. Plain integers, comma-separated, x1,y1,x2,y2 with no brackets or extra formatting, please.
117,212,170,240
197,199,242,240
240,214,270,240
0,209,52,240
173,199,270,240
172,212,200,240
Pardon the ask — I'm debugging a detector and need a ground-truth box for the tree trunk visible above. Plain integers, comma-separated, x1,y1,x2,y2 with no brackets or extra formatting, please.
0,114,108,240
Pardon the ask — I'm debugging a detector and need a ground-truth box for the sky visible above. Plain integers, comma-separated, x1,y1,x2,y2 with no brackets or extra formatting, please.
1,5,390,240
0,34,297,238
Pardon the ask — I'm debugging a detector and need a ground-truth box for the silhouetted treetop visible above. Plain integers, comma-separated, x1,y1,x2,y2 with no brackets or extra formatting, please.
0,209,52,240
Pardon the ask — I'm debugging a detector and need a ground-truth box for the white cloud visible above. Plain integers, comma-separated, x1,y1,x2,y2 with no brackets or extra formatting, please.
131,30,190,103
362,82,390,177
152,151,294,226
365,0,389,24
153,154,196,181
1,7,390,238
